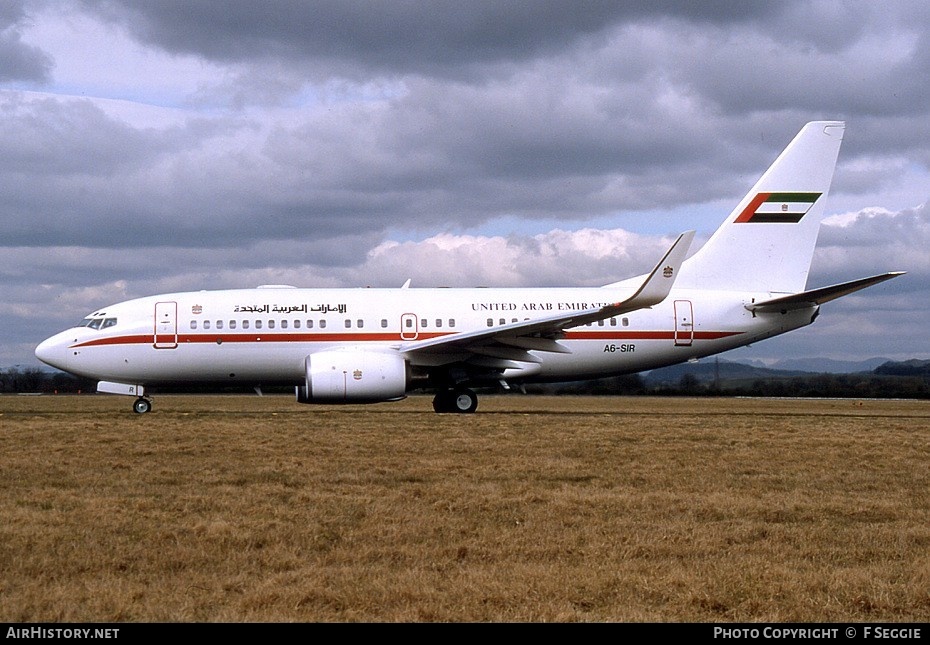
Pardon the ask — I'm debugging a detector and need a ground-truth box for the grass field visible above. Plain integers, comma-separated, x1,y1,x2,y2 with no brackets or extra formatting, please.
1,394,929,622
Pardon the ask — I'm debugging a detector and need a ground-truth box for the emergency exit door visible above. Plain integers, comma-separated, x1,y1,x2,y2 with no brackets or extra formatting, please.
400,313,419,340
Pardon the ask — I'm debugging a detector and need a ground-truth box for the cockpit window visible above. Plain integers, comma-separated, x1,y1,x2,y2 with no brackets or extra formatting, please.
78,317,116,330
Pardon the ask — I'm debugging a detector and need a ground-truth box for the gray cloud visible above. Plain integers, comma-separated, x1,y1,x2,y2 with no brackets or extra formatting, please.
79,1,769,77
0,1,53,82
816,204,930,288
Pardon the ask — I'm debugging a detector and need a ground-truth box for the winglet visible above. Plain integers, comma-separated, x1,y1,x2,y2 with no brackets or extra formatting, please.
564,230,694,327
625,230,695,308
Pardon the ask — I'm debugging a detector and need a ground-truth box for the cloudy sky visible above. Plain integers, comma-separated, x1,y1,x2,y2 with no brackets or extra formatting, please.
3,1,928,369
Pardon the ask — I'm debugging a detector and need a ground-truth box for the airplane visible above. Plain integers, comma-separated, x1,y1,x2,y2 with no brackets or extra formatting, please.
35,121,903,414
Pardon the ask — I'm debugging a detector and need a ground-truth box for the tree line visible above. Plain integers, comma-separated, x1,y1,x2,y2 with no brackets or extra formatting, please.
3,366,930,399
532,372,930,399
0,367,95,394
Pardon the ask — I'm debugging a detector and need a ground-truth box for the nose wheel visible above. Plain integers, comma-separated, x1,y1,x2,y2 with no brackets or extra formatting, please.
132,397,152,414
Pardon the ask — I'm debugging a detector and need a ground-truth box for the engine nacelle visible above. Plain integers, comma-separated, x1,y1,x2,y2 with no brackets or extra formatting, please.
295,348,409,404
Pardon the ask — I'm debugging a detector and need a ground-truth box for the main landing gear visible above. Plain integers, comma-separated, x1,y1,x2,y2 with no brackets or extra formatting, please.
132,397,153,414
432,388,479,414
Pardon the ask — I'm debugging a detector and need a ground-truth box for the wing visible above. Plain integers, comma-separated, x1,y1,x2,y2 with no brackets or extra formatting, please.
746,272,905,313
399,231,694,367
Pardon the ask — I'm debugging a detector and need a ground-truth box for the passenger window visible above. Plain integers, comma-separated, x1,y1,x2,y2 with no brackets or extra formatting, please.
306,320,313,329
216,320,224,330
499,318,505,325
293,320,300,329
255,320,262,329
610,318,617,326
598,320,604,327
268,320,275,329
421,319,427,328
203,320,211,330
622,317,630,327
357,319,364,328
242,320,250,329
487,318,493,327
450,319,456,328
190,321,198,330
229,320,237,329
381,319,388,328
405,319,413,328
319,320,326,329
344,319,352,329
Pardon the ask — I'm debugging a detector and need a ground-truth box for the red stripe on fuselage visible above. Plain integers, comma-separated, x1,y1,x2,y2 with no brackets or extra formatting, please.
70,332,452,348
71,330,743,349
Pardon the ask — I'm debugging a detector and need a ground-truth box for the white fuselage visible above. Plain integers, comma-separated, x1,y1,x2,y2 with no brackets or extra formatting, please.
35,285,815,388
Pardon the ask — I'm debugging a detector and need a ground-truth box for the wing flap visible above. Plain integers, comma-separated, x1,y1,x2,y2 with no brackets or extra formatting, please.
469,345,543,363
496,336,572,354
465,356,528,370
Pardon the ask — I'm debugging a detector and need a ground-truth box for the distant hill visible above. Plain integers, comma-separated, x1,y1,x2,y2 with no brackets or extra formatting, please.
639,357,930,399
874,359,930,377
644,357,915,387
643,360,809,387
768,357,891,374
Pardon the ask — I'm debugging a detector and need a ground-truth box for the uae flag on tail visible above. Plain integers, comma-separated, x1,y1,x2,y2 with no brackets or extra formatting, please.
734,192,822,223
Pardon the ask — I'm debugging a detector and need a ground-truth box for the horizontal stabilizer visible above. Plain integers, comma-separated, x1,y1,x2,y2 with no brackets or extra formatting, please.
746,272,905,313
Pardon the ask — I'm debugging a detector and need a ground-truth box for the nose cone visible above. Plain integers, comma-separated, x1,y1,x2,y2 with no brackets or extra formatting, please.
35,333,70,372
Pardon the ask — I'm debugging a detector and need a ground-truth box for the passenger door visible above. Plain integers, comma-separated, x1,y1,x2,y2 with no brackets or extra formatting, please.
154,301,178,349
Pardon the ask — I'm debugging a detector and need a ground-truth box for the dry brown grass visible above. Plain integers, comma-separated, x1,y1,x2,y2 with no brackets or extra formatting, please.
1,394,929,622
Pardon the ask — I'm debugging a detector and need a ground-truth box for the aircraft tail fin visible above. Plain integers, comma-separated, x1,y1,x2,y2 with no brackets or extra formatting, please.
676,121,846,294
